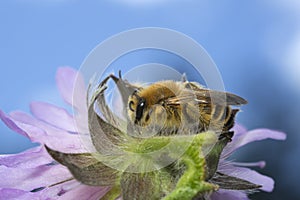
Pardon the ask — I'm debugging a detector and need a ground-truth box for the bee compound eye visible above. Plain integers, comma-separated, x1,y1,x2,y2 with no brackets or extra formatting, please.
129,101,135,111
135,98,146,122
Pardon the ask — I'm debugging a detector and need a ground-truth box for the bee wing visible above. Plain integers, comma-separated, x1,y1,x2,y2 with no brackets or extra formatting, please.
194,89,248,105
166,88,247,106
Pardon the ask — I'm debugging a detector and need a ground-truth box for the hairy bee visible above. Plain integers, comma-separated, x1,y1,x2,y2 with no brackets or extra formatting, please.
109,72,247,137
44,71,258,200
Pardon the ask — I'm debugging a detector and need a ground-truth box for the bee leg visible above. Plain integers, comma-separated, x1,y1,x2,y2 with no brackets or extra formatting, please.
218,131,234,142
181,73,187,82
204,131,234,180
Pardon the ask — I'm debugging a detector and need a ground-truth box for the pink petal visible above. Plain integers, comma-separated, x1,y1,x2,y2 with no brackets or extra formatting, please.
231,123,247,136
218,164,275,192
0,146,52,168
2,110,83,153
210,189,249,200
0,164,72,191
57,185,110,200
56,67,87,113
0,176,82,199
0,109,30,138
30,101,76,133
223,128,286,157
9,111,87,153
0,188,39,200
0,109,47,144
39,179,81,199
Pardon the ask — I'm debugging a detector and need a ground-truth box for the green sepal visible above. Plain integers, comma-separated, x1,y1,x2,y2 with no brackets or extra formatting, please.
45,146,119,186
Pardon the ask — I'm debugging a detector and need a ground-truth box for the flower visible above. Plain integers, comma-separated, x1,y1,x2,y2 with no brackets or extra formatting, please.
209,125,286,200
0,67,286,200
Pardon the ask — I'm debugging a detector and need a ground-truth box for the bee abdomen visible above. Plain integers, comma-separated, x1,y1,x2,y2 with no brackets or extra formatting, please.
212,104,226,121
210,105,239,132
223,108,239,131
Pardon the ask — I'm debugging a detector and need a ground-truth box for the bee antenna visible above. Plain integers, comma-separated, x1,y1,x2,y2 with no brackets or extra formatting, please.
132,90,139,97
181,73,187,82
118,70,122,79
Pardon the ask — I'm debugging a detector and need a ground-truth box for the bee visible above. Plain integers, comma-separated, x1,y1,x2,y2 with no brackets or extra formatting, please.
109,72,247,137
113,72,247,182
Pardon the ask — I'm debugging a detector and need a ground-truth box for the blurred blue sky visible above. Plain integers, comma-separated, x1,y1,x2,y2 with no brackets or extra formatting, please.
1,1,300,199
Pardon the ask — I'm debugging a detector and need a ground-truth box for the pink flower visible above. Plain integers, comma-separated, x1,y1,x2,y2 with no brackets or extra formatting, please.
0,67,286,200
209,125,286,200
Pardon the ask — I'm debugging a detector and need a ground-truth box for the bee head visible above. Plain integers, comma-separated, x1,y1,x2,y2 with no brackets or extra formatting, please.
127,88,167,128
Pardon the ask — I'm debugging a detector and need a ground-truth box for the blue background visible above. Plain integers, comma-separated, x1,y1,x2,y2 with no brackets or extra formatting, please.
1,1,299,199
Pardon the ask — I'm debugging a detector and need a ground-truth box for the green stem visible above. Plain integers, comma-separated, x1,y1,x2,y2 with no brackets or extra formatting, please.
163,134,218,200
